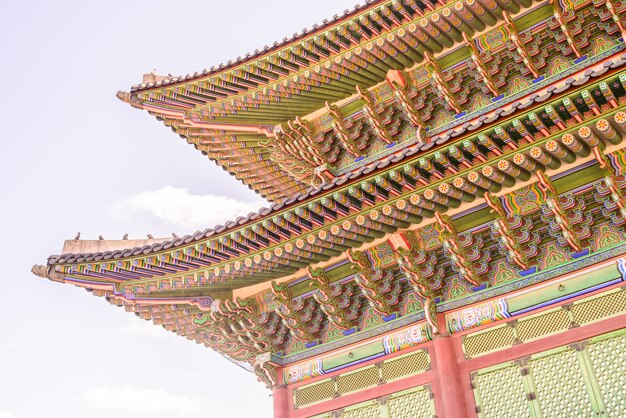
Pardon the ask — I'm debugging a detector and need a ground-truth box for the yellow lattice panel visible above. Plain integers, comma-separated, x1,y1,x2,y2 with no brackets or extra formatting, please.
388,386,433,418
381,350,430,382
336,366,379,395
341,401,381,418
473,363,530,418
571,288,626,325
516,308,571,342
529,348,594,417
294,379,335,408
587,332,626,417
463,324,515,358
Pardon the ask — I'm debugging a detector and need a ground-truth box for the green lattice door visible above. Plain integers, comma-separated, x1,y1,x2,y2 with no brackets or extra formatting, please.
472,329,626,417
310,385,435,418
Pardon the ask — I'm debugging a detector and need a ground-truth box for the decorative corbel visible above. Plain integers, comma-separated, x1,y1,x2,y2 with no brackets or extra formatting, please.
484,193,533,270
261,130,317,187
435,212,484,287
285,118,327,167
221,299,271,352
604,0,626,40
536,171,583,252
200,307,258,358
356,85,394,145
462,33,500,96
307,266,361,330
503,11,540,79
593,146,626,222
386,70,425,142
424,52,462,114
254,360,277,389
239,297,289,350
548,0,583,59
325,102,363,157
270,281,317,342
388,231,441,334
347,249,400,316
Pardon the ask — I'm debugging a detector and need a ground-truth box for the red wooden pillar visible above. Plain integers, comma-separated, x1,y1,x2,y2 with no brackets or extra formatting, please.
431,331,468,417
273,368,290,418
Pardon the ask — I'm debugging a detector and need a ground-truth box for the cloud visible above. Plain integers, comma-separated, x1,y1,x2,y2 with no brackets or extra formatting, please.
0,342,20,351
120,319,170,339
80,386,202,414
0,411,17,418
110,186,265,231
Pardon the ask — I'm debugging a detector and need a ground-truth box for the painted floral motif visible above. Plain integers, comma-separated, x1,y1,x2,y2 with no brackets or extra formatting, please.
326,326,343,343
548,55,571,77
256,290,276,312
285,358,325,384
419,224,441,251
505,75,530,96
370,83,394,103
444,276,470,300
491,260,516,286
383,324,429,354
502,184,542,215
475,25,509,53
592,36,618,55
410,67,431,87
592,223,624,252
540,242,570,270
469,93,490,113
446,298,510,333
368,242,395,268
364,311,383,329
404,292,422,314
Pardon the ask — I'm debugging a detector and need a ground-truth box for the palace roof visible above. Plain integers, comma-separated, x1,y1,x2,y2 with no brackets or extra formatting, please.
35,0,626,385
118,0,561,202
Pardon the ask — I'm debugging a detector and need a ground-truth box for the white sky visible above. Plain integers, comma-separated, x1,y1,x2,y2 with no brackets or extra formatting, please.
0,1,357,417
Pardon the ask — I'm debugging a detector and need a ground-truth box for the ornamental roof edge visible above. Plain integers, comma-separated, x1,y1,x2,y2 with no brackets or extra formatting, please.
45,55,626,266
128,0,382,93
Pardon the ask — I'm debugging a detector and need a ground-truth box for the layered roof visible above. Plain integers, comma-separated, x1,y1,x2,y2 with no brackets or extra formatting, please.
35,0,626,384
118,0,550,202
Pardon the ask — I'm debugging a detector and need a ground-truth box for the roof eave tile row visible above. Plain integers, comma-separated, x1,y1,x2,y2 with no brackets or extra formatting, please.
129,0,389,92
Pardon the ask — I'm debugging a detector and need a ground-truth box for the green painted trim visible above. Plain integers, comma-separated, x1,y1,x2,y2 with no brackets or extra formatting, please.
322,341,384,371
506,264,621,313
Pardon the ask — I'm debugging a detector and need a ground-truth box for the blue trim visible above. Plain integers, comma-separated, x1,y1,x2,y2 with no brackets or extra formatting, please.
342,328,357,336
571,248,590,259
573,55,588,64
519,266,538,277
471,283,488,292
382,313,397,322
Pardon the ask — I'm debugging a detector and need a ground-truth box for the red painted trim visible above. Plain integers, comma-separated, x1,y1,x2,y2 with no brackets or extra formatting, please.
292,370,434,418
288,341,434,416
459,313,626,417
281,274,625,416
273,385,290,418
459,312,626,373
430,332,468,418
